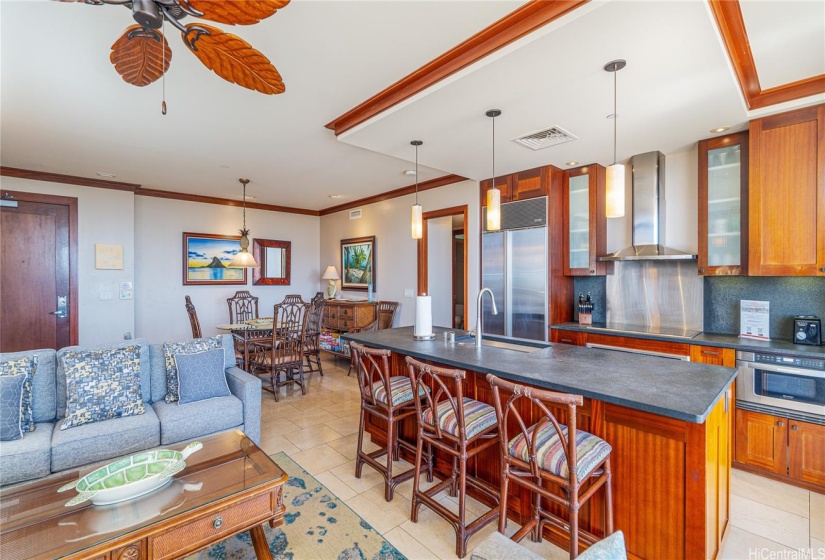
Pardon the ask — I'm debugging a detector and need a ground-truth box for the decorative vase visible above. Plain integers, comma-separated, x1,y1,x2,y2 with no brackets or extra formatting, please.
327,280,337,299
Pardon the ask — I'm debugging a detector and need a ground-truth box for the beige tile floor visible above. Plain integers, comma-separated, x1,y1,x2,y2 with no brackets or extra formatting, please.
259,355,825,560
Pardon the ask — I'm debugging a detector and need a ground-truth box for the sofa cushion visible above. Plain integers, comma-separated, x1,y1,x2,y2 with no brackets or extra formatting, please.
175,349,231,405
152,395,243,445
0,421,53,486
162,336,222,403
149,335,235,403
57,339,151,418
0,349,58,424
0,373,26,441
60,345,145,430
51,406,160,472
0,355,37,432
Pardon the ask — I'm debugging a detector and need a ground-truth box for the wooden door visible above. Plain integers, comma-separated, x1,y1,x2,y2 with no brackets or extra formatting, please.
0,191,77,351
788,420,825,486
748,104,825,275
734,409,787,474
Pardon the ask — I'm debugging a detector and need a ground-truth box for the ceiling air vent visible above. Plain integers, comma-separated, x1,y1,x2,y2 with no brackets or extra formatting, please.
512,126,578,151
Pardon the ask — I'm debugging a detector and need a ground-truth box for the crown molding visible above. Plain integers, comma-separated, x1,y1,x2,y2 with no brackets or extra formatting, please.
319,174,467,216
135,189,320,216
0,167,141,191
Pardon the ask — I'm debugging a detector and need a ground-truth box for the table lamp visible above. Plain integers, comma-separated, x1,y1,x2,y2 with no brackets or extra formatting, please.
322,265,340,299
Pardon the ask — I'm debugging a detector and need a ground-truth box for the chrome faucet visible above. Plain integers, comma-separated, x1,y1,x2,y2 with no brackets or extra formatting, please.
476,287,498,348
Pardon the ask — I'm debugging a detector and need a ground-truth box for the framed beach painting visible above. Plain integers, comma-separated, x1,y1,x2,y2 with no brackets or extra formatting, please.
183,233,248,286
341,236,375,291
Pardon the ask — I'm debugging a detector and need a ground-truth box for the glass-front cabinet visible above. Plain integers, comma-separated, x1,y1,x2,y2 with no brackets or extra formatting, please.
698,132,748,275
563,164,606,276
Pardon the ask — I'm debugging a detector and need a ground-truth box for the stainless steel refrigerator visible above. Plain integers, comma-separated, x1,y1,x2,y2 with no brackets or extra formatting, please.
481,197,548,341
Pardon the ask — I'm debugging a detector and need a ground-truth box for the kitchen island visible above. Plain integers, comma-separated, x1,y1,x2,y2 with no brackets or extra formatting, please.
343,326,737,560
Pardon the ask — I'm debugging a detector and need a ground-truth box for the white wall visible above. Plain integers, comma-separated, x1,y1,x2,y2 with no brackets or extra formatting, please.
427,215,453,327
134,196,320,342
320,180,481,329
0,177,136,345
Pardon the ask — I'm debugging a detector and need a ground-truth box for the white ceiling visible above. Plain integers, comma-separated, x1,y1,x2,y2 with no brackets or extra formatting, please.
2,0,823,210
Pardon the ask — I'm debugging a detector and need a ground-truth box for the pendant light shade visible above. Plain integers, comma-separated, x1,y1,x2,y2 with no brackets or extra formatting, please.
486,109,502,232
229,178,260,268
410,140,423,239
604,60,626,218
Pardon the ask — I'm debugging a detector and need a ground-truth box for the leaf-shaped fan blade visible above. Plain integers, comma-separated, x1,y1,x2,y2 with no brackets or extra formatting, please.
184,0,289,25
182,24,284,95
110,25,171,87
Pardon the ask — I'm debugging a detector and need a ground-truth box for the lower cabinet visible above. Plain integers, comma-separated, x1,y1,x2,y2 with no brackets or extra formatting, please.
734,409,825,490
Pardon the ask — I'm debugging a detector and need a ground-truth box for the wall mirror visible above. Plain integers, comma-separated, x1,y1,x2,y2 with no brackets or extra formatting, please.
252,239,291,285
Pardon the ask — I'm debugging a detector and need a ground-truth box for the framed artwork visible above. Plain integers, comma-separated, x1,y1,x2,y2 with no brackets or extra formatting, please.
341,236,376,291
182,232,248,286
252,239,291,285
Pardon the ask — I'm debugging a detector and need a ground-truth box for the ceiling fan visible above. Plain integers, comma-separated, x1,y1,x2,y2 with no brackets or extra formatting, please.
58,0,288,108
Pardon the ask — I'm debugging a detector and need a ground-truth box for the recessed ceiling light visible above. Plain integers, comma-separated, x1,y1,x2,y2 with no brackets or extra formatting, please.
404,169,417,176
329,194,344,199
243,195,256,200
566,161,579,166
96,172,117,178
710,126,730,133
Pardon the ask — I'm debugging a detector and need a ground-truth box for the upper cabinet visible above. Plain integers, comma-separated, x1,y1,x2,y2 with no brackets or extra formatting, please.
698,132,749,275
748,104,825,276
480,166,548,206
562,164,606,276
480,175,511,207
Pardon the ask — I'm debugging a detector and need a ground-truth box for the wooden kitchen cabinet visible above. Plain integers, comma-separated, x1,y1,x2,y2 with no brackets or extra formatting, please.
690,345,735,367
698,132,748,275
748,104,825,276
480,175,512,207
551,329,586,346
788,419,825,487
563,164,606,276
511,167,548,201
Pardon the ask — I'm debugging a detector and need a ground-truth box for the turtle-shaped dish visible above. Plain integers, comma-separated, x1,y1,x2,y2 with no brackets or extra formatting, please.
58,441,202,507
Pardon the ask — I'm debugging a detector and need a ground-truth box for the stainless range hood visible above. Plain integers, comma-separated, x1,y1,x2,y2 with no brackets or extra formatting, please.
597,151,697,261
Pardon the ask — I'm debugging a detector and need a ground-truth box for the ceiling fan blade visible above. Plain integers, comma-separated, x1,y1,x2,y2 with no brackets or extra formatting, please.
182,24,284,95
110,25,171,87
183,0,289,25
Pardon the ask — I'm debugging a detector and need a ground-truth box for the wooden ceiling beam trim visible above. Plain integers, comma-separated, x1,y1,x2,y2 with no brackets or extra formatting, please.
318,174,467,216
325,0,590,136
135,188,320,216
0,167,141,192
708,0,825,110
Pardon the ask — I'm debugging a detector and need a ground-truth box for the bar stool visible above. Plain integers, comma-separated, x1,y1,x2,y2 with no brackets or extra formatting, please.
406,356,500,558
487,374,614,559
350,343,431,502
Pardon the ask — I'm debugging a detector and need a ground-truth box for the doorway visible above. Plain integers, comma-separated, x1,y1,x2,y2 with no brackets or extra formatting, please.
417,205,468,329
0,190,78,351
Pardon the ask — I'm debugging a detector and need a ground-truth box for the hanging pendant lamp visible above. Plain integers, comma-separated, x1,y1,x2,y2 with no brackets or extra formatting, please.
486,109,502,232
229,178,259,268
604,59,626,218
411,140,423,239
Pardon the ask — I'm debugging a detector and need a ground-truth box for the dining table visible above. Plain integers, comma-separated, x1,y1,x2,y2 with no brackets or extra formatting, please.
216,318,276,372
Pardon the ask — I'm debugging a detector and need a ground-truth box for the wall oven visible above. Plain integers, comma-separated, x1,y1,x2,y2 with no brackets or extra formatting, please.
736,351,825,417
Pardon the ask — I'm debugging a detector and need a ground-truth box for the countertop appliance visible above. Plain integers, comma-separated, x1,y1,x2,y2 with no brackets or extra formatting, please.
793,316,822,346
736,350,825,417
481,197,547,341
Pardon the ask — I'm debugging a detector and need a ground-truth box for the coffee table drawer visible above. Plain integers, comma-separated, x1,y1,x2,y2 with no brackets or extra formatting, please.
151,494,272,559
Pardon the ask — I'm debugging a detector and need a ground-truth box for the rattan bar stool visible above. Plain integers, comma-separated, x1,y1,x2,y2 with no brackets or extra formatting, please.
487,374,614,559
350,343,431,502
406,356,500,558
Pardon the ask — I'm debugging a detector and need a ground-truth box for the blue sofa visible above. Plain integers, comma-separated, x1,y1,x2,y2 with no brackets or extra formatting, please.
0,334,261,486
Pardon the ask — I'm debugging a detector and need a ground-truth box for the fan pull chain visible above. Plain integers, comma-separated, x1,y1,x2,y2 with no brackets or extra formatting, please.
161,16,167,115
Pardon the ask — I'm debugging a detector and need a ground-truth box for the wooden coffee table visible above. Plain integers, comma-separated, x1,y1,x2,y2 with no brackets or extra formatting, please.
0,430,287,560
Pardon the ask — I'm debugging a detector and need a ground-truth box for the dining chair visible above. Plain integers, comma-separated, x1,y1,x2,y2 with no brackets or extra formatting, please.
279,294,306,306
304,295,325,377
249,301,309,401
184,296,202,338
227,290,264,369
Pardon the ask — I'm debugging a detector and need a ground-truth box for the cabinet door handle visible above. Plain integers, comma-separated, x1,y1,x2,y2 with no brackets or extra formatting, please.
589,269,595,274
820,267,825,272
701,350,720,356
698,268,705,274
213,515,223,530
777,421,784,427
561,338,572,343
792,425,798,431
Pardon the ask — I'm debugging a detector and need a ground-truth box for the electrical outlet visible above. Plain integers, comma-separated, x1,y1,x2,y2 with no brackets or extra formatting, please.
119,290,133,300
404,288,415,298
99,291,114,301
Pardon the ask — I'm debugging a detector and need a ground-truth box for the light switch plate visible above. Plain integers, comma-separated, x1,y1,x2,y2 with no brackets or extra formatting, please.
404,288,415,298
119,290,133,300
120,281,133,290
99,291,114,301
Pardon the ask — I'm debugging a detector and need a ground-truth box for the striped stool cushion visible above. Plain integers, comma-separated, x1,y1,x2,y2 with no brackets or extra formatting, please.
422,398,497,439
508,423,611,481
371,376,422,406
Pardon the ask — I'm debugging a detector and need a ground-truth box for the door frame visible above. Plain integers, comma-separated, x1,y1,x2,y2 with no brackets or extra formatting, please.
417,205,469,329
2,190,79,346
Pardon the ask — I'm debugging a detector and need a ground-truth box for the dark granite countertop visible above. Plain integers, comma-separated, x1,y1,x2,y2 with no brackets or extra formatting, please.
343,326,736,424
551,322,825,357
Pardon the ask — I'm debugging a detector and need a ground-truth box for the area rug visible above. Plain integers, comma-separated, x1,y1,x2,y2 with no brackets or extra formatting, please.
190,452,407,560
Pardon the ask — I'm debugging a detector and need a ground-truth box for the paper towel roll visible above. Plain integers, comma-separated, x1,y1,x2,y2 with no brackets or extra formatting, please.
414,295,433,337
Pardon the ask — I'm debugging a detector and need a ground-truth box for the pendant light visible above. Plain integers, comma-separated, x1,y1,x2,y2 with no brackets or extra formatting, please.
486,109,502,231
411,140,423,239
229,178,259,268
604,59,626,218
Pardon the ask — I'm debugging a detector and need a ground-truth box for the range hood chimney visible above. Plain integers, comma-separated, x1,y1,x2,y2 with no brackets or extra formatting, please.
597,151,697,261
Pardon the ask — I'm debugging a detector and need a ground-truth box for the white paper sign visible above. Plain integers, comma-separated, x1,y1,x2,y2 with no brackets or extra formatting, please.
740,300,770,340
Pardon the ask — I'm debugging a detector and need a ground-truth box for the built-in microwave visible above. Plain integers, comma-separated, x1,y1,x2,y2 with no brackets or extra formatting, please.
736,351,825,417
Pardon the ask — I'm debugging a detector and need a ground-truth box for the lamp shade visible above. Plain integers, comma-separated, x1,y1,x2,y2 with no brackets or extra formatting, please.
322,265,340,280
605,163,625,218
411,203,423,239
229,249,259,268
486,187,501,231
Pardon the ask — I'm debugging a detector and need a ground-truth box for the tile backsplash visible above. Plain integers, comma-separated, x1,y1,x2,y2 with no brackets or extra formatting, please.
572,277,607,324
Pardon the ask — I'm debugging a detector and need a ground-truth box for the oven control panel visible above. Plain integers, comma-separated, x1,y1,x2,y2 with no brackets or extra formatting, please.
754,353,825,370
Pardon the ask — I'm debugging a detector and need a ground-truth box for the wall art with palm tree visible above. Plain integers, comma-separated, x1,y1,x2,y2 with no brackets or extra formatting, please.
341,236,375,291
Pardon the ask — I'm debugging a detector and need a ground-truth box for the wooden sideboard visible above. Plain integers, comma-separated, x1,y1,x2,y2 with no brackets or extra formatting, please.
320,300,377,359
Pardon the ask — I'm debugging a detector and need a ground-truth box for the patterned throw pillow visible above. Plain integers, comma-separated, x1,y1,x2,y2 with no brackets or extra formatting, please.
0,373,26,441
0,356,38,433
163,336,222,403
175,348,231,405
60,345,145,430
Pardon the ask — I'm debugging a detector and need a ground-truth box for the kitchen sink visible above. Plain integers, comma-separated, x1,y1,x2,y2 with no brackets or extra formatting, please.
454,335,542,353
